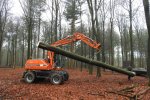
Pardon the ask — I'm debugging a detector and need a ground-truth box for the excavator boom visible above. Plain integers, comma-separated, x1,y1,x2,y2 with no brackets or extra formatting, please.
51,32,101,50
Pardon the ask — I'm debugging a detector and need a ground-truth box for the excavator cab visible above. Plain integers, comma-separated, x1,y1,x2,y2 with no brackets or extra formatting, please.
54,54,61,66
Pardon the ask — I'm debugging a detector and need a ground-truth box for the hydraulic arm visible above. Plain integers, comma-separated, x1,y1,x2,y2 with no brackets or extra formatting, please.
47,32,101,68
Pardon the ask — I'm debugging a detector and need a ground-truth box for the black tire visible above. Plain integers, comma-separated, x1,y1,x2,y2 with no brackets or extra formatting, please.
50,73,64,85
24,71,35,83
63,71,69,81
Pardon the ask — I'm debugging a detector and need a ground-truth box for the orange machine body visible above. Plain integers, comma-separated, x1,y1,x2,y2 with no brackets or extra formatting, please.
25,59,51,70
25,32,101,71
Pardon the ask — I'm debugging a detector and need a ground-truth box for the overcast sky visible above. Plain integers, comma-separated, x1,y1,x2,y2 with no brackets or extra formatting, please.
10,0,23,17
10,0,146,30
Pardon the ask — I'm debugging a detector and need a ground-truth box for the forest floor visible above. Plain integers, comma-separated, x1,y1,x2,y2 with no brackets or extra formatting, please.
0,68,150,100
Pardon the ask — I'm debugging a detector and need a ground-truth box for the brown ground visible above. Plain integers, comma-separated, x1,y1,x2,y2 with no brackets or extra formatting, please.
0,68,150,100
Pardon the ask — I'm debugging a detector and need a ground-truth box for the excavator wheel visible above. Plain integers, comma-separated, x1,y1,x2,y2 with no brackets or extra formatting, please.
24,71,35,83
50,72,64,85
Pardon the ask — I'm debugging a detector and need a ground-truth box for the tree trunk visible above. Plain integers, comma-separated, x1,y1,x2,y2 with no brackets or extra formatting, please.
87,0,101,77
102,20,105,63
7,37,10,66
27,0,33,59
38,42,135,77
22,32,25,67
89,32,94,75
55,0,58,42
123,28,128,62
37,17,41,58
129,0,134,67
80,42,83,71
70,9,76,68
110,19,114,65
142,0,150,86
50,0,54,43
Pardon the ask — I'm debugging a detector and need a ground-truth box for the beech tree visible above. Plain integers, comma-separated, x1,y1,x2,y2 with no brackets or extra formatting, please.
64,0,81,67
142,0,150,86
0,0,9,64
86,0,102,77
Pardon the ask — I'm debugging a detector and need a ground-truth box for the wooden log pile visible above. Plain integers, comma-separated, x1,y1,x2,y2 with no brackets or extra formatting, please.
107,84,150,100
38,42,135,77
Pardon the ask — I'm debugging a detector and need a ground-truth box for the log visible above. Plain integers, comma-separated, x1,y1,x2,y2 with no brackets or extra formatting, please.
38,42,135,77
136,87,150,100
118,84,137,92
107,91,133,98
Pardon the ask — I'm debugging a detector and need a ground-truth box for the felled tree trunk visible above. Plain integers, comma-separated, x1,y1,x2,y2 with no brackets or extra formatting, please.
38,42,135,77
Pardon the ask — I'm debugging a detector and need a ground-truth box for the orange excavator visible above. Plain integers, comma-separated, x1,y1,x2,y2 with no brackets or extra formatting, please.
23,32,100,85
